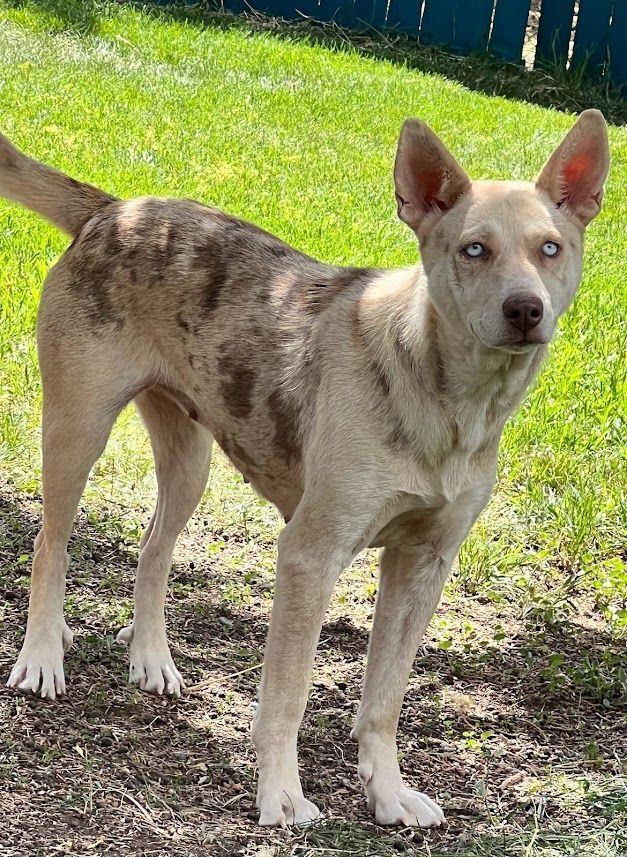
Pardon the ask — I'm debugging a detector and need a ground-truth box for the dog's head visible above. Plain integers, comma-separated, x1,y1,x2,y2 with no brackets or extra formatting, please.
394,110,610,352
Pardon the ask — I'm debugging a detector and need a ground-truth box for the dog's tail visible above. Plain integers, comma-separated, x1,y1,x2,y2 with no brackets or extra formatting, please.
0,133,117,237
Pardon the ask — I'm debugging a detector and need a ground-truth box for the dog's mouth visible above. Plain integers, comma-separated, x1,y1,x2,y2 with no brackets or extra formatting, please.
471,320,549,353
493,341,544,355
494,332,549,351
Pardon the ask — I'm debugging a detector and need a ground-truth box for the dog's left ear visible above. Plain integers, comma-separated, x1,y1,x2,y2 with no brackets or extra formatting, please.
394,119,470,232
536,109,610,227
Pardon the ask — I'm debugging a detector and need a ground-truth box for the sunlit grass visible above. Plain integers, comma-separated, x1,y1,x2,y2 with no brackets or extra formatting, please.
0,2,625,622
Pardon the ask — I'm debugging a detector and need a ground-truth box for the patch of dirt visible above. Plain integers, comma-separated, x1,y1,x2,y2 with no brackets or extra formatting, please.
0,483,624,856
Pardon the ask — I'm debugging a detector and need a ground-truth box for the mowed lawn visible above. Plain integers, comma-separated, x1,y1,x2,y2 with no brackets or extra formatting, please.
0,3,625,856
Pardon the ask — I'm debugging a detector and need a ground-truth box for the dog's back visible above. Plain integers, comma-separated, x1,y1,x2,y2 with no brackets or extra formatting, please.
0,136,379,517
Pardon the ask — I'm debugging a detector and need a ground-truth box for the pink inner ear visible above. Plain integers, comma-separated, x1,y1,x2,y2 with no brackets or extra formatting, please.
561,148,604,209
563,151,594,186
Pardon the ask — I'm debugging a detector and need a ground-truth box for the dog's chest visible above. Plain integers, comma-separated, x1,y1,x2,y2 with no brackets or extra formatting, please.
399,398,501,502
369,441,492,547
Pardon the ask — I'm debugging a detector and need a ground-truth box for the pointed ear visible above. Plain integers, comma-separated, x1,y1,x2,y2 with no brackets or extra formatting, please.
536,109,610,227
394,119,470,232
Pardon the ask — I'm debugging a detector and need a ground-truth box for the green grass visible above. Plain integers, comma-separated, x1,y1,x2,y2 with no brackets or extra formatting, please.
0,2,625,855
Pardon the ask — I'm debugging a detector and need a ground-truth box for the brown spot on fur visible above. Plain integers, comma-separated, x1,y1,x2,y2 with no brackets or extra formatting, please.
163,225,179,264
176,312,190,333
65,243,124,332
217,350,257,420
387,421,411,451
267,389,301,464
193,243,229,316
217,433,232,459
105,223,123,257
393,332,416,374
351,304,409,450
216,432,258,480
350,301,368,349
267,244,291,259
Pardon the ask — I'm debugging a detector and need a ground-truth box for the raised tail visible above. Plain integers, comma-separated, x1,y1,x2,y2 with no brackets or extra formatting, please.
0,133,117,237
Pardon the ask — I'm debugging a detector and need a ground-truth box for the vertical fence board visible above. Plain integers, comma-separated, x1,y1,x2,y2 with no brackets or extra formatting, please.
386,0,423,36
571,0,613,75
421,0,493,52
456,0,493,52
535,0,575,67
340,0,388,29
420,0,456,46
609,0,627,88
490,0,530,62
221,0,248,16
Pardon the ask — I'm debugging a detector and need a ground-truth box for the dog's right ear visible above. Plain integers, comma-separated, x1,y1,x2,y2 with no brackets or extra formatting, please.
394,119,470,232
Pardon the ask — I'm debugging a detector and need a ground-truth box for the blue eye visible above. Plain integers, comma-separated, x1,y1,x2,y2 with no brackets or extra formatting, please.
463,243,485,258
542,241,560,257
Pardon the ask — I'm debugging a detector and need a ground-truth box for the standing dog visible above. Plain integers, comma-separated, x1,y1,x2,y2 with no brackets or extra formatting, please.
2,110,609,827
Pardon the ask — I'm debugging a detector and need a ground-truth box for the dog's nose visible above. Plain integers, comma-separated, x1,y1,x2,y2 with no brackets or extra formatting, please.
502,295,544,333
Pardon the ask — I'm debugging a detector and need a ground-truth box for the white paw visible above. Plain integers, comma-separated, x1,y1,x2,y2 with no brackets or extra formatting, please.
257,789,321,827
369,786,445,828
6,623,73,701
116,625,184,698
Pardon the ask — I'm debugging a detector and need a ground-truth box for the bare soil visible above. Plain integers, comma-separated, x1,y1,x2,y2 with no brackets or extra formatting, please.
1,479,624,856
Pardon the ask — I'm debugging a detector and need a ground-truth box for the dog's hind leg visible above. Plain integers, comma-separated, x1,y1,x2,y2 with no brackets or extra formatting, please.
7,375,123,700
116,388,213,697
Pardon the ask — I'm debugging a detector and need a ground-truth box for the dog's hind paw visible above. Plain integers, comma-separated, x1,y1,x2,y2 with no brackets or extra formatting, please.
6,623,73,701
117,625,185,697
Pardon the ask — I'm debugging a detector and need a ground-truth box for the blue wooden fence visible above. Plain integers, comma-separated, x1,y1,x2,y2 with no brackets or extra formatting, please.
214,0,627,89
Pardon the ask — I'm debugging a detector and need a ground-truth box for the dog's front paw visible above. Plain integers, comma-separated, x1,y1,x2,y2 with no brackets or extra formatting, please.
367,784,445,827
117,625,184,697
6,623,73,700
257,787,320,827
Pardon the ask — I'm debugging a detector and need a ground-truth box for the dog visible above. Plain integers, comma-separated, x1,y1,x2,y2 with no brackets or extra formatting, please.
1,110,609,828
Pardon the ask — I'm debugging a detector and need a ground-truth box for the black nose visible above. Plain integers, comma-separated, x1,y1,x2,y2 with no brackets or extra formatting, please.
502,295,544,334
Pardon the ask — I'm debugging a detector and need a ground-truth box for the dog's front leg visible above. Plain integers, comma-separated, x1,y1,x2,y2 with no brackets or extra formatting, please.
352,494,488,827
252,490,383,827
252,517,346,825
